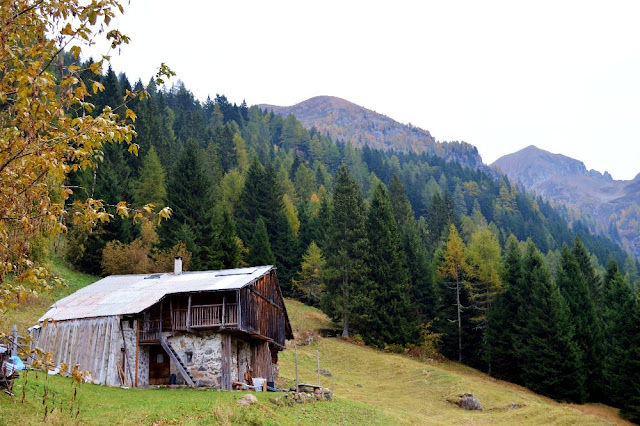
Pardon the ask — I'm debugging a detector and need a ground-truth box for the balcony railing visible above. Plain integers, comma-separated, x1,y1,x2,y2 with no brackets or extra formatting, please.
140,320,162,342
171,303,238,331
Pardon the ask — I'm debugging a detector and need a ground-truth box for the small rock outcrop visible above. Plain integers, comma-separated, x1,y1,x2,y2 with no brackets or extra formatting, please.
237,394,258,406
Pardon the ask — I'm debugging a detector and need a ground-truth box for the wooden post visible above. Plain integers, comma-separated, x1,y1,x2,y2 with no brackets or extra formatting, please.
222,295,226,328
294,343,298,392
221,334,231,390
236,290,241,329
317,350,321,387
135,318,139,388
331,375,334,399
159,299,163,334
186,294,192,331
169,299,174,331
11,325,18,357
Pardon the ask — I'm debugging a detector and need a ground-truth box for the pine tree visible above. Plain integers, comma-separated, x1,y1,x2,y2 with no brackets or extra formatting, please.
322,164,370,337
517,242,586,403
364,182,419,347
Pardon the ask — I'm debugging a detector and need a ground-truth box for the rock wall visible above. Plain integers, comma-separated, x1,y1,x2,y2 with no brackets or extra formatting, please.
168,331,222,387
165,332,270,388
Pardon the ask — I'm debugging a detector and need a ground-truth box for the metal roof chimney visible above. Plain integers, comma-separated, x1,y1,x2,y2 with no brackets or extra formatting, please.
174,257,182,275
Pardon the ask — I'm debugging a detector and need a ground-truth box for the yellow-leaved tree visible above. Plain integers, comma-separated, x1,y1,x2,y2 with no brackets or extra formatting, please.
0,0,173,330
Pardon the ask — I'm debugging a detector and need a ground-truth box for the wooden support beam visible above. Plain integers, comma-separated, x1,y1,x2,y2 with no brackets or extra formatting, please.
186,294,192,331
135,318,139,388
221,334,232,390
249,286,285,312
236,290,242,329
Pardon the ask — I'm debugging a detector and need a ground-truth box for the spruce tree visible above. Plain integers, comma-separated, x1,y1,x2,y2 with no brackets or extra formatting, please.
322,164,370,337
158,140,213,270
246,218,276,266
132,145,167,208
619,295,640,423
485,235,523,381
364,182,419,347
389,175,436,321
556,245,601,401
601,260,635,407
517,242,586,403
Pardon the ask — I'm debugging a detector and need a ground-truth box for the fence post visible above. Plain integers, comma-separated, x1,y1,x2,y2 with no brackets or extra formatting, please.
295,343,299,392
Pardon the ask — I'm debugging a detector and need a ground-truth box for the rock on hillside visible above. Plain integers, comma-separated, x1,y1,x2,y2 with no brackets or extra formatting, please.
493,145,640,258
259,96,484,170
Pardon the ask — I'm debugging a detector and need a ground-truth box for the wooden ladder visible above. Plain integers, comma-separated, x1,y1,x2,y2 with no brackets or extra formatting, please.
159,335,196,387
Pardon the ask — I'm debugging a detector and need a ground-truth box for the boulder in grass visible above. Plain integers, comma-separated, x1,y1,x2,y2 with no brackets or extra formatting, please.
237,394,258,406
458,393,482,410
446,393,483,410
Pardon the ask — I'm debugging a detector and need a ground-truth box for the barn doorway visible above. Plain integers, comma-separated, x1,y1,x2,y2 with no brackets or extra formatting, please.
149,345,170,385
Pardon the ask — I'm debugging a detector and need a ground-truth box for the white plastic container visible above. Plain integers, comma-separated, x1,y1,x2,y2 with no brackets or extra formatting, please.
253,377,265,391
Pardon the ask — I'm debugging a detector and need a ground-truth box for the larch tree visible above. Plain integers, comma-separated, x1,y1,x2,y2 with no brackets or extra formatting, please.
467,227,502,324
436,224,470,362
292,241,326,306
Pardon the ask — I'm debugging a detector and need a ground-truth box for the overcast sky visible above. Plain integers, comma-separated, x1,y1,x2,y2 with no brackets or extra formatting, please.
88,1,640,180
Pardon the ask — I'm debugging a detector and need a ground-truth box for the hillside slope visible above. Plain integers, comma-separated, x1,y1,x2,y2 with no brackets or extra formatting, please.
259,96,484,169
492,145,640,258
1,264,629,425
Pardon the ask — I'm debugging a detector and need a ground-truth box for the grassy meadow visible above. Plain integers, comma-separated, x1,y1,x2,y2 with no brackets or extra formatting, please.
0,263,631,425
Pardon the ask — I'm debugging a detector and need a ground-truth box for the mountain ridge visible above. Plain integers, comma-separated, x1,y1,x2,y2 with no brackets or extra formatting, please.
493,145,640,258
259,95,485,170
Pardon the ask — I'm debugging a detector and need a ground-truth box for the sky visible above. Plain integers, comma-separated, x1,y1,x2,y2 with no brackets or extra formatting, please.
87,1,640,180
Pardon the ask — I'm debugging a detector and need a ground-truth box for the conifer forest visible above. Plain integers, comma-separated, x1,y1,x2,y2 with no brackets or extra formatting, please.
43,63,639,421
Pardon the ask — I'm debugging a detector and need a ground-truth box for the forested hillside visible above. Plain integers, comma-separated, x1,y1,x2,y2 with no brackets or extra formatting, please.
59,66,640,422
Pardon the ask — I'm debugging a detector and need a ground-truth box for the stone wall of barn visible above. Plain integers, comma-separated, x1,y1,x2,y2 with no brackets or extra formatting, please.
167,331,222,387
166,332,272,388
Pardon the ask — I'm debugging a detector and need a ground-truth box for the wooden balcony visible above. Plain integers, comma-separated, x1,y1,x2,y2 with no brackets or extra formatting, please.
140,320,162,343
171,303,238,331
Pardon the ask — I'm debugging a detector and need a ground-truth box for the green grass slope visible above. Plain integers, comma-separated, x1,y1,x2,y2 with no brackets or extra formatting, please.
0,263,631,425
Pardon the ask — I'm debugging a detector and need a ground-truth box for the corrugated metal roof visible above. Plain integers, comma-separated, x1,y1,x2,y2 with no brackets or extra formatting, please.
39,266,274,322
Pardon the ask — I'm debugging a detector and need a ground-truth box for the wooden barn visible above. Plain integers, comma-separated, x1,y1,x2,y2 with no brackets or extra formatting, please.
31,260,293,388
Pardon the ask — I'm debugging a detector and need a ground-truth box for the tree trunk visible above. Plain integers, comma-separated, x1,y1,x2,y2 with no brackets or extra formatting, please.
342,275,350,337
457,278,462,363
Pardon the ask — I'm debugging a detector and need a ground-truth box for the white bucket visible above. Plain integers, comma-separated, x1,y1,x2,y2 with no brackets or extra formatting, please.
253,377,265,391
